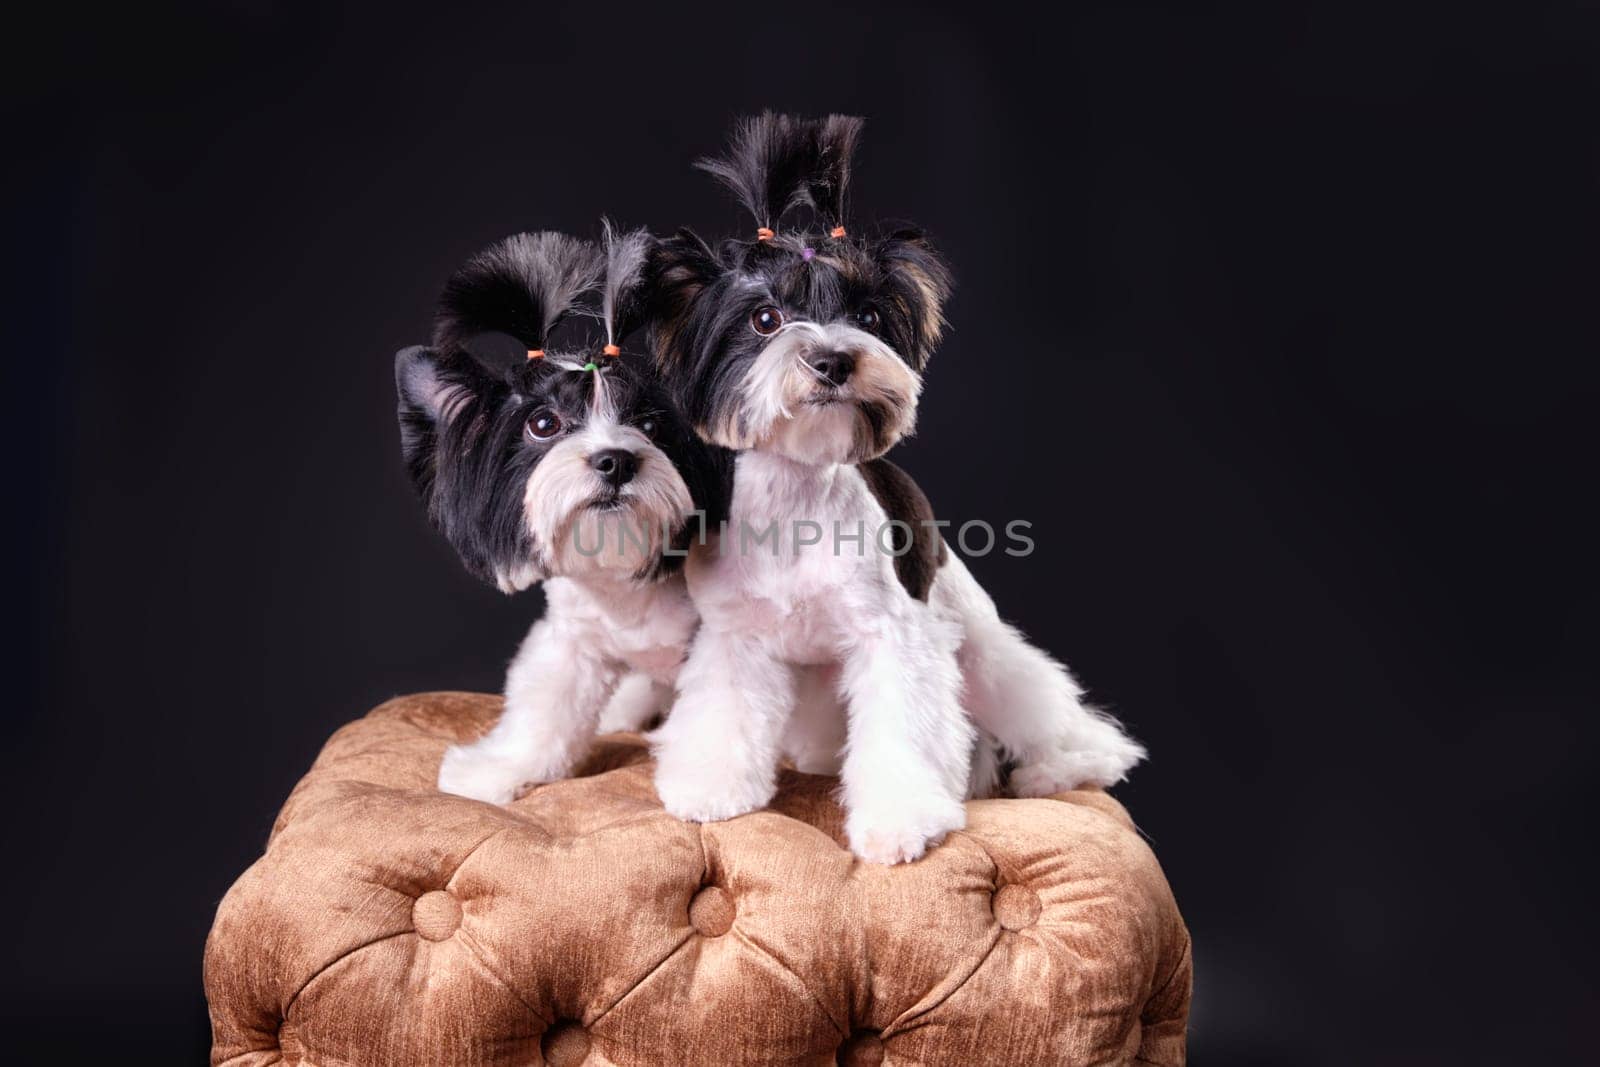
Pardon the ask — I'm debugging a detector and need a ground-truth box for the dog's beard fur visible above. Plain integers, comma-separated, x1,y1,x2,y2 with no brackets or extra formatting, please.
517,419,695,587
708,321,922,466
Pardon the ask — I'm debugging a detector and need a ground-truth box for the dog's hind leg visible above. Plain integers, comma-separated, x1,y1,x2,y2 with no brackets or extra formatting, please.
932,553,1146,795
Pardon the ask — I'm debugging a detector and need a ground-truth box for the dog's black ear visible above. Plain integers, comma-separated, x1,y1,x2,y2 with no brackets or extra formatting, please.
646,227,720,369
396,344,495,420
395,345,495,497
871,227,955,369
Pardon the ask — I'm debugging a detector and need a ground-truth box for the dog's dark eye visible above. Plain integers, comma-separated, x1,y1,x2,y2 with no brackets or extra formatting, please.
638,417,657,438
525,410,564,440
751,306,784,336
855,306,881,332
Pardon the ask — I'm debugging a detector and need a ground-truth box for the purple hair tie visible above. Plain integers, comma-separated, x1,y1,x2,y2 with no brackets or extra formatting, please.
801,247,815,261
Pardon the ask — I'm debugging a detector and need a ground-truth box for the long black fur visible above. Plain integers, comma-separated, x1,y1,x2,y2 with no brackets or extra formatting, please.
434,232,601,354
809,114,865,233
401,230,728,589
693,111,818,232
858,457,948,602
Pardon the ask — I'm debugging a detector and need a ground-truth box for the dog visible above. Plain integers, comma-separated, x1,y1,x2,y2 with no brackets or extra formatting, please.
645,113,1145,864
396,224,727,803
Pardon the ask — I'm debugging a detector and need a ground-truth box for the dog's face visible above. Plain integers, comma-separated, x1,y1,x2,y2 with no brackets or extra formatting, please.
649,229,952,466
396,347,721,592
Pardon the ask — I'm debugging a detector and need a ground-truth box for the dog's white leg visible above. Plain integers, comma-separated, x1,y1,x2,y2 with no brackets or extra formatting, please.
651,627,794,822
967,731,1004,799
437,618,617,803
838,612,974,864
933,555,1146,794
963,617,1147,795
597,672,671,734
781,664,847,775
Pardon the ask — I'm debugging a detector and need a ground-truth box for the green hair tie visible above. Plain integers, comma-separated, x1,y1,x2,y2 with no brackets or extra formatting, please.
582,362,599,372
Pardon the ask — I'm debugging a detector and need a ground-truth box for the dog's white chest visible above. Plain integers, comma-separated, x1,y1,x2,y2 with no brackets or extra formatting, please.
687,454,895,663
546,575,700,677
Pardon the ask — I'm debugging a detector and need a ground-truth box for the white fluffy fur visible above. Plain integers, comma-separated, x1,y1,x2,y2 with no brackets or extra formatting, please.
657,452,973,864
521,414,692,581
929,551,1147,795
652,316,1145,865
713,321,922,464
597,670,672,733
443,331,1147,854
437,412,699,802
437,573,700,802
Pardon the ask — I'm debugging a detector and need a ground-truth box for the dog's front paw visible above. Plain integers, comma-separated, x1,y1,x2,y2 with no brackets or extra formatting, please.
654,763,774,824
438,743,562,805
846,795,967,865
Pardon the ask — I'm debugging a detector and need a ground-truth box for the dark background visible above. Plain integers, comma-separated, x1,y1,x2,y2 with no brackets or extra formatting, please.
7,1,1596,1063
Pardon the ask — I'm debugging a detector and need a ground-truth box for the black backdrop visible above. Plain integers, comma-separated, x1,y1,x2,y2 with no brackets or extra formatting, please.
8,2,1596,1063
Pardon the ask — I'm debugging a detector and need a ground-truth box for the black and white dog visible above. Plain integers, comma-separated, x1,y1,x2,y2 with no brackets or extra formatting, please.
396,226,727,802
646,114,1145,863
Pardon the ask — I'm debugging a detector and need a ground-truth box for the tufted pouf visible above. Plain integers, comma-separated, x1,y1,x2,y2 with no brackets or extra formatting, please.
205,692,1191,1066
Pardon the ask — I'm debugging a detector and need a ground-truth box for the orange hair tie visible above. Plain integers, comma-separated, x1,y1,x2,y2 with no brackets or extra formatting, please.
756,227,775,241
830,225,847,238
526,349,545,360
602,343,621,356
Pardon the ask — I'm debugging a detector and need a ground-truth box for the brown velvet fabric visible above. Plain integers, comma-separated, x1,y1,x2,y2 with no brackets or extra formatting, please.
205,693,1191,1066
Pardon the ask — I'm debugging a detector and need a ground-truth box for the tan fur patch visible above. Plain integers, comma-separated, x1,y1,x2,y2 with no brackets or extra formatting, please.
653,264,707,369
898,261,948,346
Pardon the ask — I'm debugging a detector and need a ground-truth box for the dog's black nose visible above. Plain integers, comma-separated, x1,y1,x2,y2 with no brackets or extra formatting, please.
590,449,637,488
809,350,856,387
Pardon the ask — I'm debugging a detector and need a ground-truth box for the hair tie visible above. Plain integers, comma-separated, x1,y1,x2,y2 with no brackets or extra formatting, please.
526,349,545,360
830,226,847,238
602,343,621,356
582,362,599,372
756,227,775,242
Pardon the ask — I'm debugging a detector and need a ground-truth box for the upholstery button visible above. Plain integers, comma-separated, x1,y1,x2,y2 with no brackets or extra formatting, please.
541,1021,590,1067
412,890,462,941
689,885,735,937
992,884,1042,931
838,1029,885,1066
